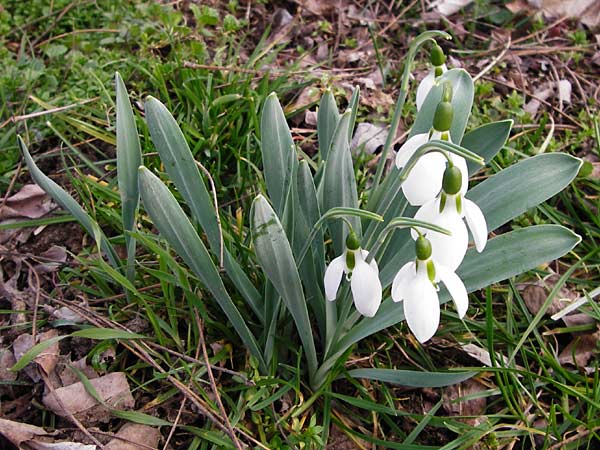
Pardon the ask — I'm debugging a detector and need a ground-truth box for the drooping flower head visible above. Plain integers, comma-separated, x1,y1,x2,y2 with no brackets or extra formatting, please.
416,44,447,110
392,235,468,343
396,84,468,206
412,164,488,271
324,230,382,317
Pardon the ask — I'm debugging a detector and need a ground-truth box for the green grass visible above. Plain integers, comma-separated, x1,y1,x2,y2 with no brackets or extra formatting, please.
1,1,599,449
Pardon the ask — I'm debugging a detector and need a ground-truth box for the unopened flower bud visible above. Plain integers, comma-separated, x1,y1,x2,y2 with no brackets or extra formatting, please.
430,44,446,67
345,231,360,250
433,101,453,132
442,165,462,195
415,236,432,261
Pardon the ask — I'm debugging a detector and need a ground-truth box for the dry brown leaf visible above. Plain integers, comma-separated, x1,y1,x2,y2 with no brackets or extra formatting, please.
350,122,388,155
295,0,337,16
558,332,600,367
105,423,161,450
431,0,474,16
0,184,55,221
0,418,50,447
0,347,17,383
531,0,600,28
34,246,68,273
13,333,41,382
520,276,577,317
35,330,60,376
58,357,99,387
442,378,487,424
43,372,135,424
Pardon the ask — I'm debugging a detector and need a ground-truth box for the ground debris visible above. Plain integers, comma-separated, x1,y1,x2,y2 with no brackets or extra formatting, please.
43,372,135,425
105,423,161,450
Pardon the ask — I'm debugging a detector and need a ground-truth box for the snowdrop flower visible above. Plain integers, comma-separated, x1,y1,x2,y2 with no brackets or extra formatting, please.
412,165,488,271
416,44,447,110
324,231,382,317
396,93,468,206
392,235,468,343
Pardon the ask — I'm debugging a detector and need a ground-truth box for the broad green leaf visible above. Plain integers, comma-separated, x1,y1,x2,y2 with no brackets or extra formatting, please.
322,111,360,254
462,120,512,175
251,195,318,378
18,137,121,269
260,92,297,215
138,167,265,370
347,368,475,388
326,225,580,370
410,68,474,144
317,89,340,161
145,96,262,322
71,328,147,340
347,86,360,142
115,72,142,282
467,153,582,231
10,335,65,372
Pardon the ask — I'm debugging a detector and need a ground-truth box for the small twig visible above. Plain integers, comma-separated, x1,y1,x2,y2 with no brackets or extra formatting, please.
547,426,600,450
473,36,511,82
195,161,224,269
0,97,98,129
195,309,243,450
162,398,186,450
22,259,42,340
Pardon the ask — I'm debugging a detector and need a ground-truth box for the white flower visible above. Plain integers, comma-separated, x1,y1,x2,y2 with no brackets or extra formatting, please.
324,249,382,318
412,194,488,271
395,131,468,206
392,255,468,343
416,64,447,111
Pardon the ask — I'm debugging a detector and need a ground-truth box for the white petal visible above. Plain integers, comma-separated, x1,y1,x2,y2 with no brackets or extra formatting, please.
450,153,469,195
350,260,382,317
416,69,436,110
391,261,416,302
428,213,469,272
402,152,447,206
437,264,468,318
463,198,488,252
403,273,440,343
324,255,345,301
395,133,429,169
411,197,440,240
360,249,379,274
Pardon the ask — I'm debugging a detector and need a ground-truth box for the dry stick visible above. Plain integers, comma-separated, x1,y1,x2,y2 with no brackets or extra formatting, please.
45,295,267,448
39,371,106,449
547,426,600,450
473,36,511,82
22,259,41,340
481,75,585,129
0,98,99,129
195,309,243,450
195,161,224,269
35,28,120,48
0,161,22,215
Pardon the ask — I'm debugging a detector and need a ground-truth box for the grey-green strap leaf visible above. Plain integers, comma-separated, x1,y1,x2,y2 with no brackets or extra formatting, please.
346,368,475,388
18,137,121,270
322,110,361,254
347,86,360,142
467,153,582,231
260,92,297,216
409,68,474,144
144,96,263,322
138,167,266,370
115,72,142,282
251,195,318,378
317,89,340,161
462,120,513,175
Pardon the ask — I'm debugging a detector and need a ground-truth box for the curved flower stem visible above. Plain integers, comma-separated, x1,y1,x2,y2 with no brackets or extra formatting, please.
371,30,451,190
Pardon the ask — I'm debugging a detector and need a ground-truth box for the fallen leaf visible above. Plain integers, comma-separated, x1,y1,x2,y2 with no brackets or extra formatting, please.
0,184,55,221
557,79,572,108
35,329,60,376
524,83,554,116
530,0,600,27
519,276,577,317
105,423,161,450
43,372,135,424
350,122,388,155
13,333,41,382
58,357,99,387
25,442,97,450
34,246,68,273
431,0,474,16
0,347,17,383
0,418,50,446
442,378,487,424
558,332,600,367
295,0,337,16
